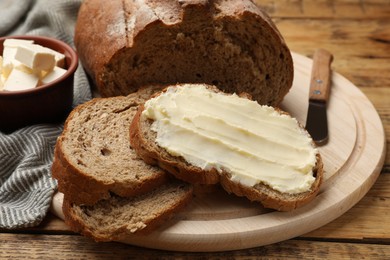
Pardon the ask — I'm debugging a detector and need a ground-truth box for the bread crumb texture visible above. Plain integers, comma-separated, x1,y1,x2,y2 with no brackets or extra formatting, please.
65,182,193,241
75,0,293,106
62,96,162,183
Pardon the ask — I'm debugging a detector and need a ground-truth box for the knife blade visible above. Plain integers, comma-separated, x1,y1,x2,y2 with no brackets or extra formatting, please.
305,48,333,145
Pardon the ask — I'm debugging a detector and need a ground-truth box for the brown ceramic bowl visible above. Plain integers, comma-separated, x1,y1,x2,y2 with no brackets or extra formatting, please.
0,35,78,132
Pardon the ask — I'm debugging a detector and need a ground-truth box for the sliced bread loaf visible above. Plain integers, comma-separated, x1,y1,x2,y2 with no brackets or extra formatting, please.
130,84,323,211
52,86,168,205
75,0,293,106
62,180,193,242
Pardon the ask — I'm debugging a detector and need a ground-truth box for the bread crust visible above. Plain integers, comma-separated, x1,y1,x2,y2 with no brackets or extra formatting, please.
220,154,323,211
52,92,168,206
52,151,111,204
74,0,127,89
129,84,324,211
75,0,293,106
130,85,224,185
54,86,195,240
62,182,194,242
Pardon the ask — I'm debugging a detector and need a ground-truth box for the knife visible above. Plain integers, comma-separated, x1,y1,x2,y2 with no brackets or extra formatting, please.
305,48,333,145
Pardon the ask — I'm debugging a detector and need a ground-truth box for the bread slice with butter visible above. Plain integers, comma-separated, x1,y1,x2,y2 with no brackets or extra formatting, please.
130,84,323,211
52,86,169,205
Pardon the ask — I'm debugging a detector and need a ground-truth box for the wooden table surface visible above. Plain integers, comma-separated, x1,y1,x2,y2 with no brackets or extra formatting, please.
1,0,389,259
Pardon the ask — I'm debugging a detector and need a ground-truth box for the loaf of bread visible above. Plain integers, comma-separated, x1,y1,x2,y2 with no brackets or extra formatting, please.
52,86,169,205
74,0,293,106
62,180,193,242
130,84,323,211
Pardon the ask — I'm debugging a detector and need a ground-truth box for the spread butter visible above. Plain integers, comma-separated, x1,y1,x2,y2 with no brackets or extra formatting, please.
142,84,318,194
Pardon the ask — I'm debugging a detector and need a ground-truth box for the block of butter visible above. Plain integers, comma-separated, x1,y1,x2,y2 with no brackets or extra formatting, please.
1,39,68,92
0,56,3,75
0,56,3,91
14,44,56,71
43,47,65,68
4,38,65,69
2,39,34,75
3,68,40,91
3,39,34,47
40,66,67,85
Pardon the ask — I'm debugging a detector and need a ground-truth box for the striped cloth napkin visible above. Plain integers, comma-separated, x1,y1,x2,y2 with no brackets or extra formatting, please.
0,0,91,228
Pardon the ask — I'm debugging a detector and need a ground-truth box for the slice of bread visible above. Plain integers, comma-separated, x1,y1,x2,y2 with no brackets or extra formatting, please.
52,86,169,205
62,180,193,242
130,84,323,211
75,0,293,107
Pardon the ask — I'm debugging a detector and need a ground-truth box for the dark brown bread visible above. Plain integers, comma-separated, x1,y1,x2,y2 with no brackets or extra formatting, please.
130,84,323,211
219,155,323,211
74,0,293,106
52,86,167,205
62,181,193,242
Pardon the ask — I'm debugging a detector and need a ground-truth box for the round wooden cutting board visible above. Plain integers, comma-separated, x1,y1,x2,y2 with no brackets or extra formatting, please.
51,52,386,252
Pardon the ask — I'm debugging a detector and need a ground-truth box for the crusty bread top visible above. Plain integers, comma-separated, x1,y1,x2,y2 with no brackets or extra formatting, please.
130,84,323,211
75,0,293,106
52,86,168,205
62,180,193,242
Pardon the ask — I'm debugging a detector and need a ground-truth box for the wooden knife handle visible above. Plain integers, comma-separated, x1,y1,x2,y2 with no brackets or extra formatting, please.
309,49,333,102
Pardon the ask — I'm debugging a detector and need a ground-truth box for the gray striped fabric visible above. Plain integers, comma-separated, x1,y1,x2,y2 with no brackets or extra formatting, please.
0,0,91,228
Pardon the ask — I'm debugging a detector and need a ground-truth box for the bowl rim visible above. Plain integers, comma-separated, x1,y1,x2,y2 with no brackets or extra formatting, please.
0,35,78,97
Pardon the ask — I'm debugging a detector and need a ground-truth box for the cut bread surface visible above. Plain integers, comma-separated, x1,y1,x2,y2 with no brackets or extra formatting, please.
75,0,293,106
53,85,194,240
52,87,167,205
130,84,323,211
62,181,193,242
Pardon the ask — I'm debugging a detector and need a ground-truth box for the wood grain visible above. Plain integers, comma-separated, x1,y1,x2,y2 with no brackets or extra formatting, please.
20,172,390,242
274,19,390,89
1,233,389,259
255,0,390,19
305,172,390,240
360,87,390,164
48,53,385,252
309,49,333,101
2,0,389,258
